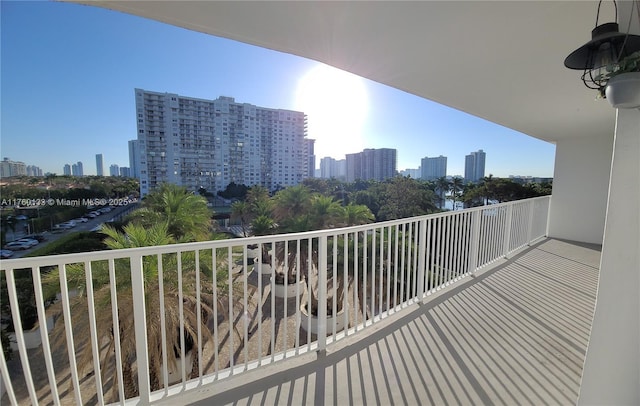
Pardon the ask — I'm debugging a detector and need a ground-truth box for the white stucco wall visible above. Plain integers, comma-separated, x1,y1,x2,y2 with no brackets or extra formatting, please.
578,107,640,405
548,134,613,245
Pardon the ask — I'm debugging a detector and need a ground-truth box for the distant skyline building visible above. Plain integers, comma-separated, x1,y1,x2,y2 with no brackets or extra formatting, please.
0,158,27,178
135,88,312,196
119,167,131,177
96,154,104,177
421,155,447,180
63,164,71,176
464,149,486,182
26,165,43,177
305,139,316,178
346,148,397,182
71,161,83,177
110,164,119,176
128,140,140,179
319,157,346,180
400,168,421,178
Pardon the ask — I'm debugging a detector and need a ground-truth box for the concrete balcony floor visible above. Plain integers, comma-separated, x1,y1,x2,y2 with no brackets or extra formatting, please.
174,238,600,406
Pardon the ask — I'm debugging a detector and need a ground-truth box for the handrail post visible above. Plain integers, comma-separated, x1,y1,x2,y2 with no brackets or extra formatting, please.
416,219,427,301
317,235,328,352
502,203,514,257
131,254,151,404
527,199,536,244
468,210,481,274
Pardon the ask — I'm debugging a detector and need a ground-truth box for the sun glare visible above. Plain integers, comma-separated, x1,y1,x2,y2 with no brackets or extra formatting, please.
295,65,369,159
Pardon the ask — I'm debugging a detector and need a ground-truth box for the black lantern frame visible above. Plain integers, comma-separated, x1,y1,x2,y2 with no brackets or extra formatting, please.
564,1,640,91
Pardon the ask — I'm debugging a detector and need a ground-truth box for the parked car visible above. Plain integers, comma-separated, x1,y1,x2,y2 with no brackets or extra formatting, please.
17,238,39,248
24,234,47,242
91,211,102,216
86,213,97,218
3,241,33,250
99,207,112,213
0,249,14,259
74,217,89,223
15,215,28,220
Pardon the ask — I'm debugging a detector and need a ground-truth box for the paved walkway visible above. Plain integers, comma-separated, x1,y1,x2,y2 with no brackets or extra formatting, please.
176,238,601,405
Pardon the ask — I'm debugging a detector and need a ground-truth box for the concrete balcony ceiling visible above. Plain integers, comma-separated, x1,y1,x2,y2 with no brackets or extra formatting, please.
73,1,617,142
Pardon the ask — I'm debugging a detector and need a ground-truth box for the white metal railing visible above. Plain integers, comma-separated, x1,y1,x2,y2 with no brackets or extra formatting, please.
0,196,550,405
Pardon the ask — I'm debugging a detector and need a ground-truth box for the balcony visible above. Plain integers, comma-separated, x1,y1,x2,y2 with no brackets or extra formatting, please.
0,196,601,405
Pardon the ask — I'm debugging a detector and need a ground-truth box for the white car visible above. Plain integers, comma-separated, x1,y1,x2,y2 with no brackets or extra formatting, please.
17,238,39,248
74,217,89,223
3,241,33,250
0,249,14,258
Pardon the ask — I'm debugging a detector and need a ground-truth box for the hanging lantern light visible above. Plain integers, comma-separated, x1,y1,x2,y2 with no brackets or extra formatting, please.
564,1,640,92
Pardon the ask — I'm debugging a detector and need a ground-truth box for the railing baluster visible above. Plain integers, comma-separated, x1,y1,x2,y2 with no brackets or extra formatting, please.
5,268,38,406
84,261,105,405
212,248,220,378
130,254,150,404
343,232,349,336
468,210,481,274
153,256,165,395
196,249,203,379
527,198,536,244
393,225,399,308
178,251,186,383
107,260,125,403
503,204,514,258
417,219,427,300
31,266,60,405
242,245,249,367
317,235,327,351
0,329,18,405
370,229,376,321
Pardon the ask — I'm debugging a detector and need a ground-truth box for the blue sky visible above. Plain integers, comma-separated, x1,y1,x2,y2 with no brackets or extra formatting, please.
1,1,555,178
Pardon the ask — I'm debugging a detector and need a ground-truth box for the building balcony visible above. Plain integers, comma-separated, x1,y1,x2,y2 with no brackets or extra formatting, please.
0,196,601,405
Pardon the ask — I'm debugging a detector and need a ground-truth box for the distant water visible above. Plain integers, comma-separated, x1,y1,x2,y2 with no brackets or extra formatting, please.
443,200,462,211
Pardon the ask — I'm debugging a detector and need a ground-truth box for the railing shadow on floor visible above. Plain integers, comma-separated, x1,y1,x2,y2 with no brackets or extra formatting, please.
174,237,600,406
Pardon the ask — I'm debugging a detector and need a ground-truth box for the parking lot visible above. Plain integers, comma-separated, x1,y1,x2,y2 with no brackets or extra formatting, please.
2,203,138,259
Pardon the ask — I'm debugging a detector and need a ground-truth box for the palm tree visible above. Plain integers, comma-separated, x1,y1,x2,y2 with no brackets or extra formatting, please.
129,183,212,241
308,195,342,229
435,176,451,209
230,201,251,237
337,203,375,227
272,184,311,225
41,222,241,401
449,176,464,210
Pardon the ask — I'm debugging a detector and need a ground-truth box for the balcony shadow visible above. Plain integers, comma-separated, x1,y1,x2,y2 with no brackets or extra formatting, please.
183,238,600,406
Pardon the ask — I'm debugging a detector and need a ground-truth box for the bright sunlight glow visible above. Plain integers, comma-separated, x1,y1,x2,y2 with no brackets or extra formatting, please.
295,65,369,161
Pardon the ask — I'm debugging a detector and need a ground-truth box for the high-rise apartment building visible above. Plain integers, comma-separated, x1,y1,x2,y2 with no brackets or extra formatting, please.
346,148,397,182
319,157,346,180
400,168,421,178
71,161,83,177
63,164,71,176
421,155,447,180
135,89,311,196
304,139,316,178
128,140,140,178
96,154,104,176
110,164,119,177
0,158,27,178
26,165,43,177
119,167,131,177
464,149,486,182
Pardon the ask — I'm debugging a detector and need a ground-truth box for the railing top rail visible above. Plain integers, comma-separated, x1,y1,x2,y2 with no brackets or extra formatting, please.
0,196,550,270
